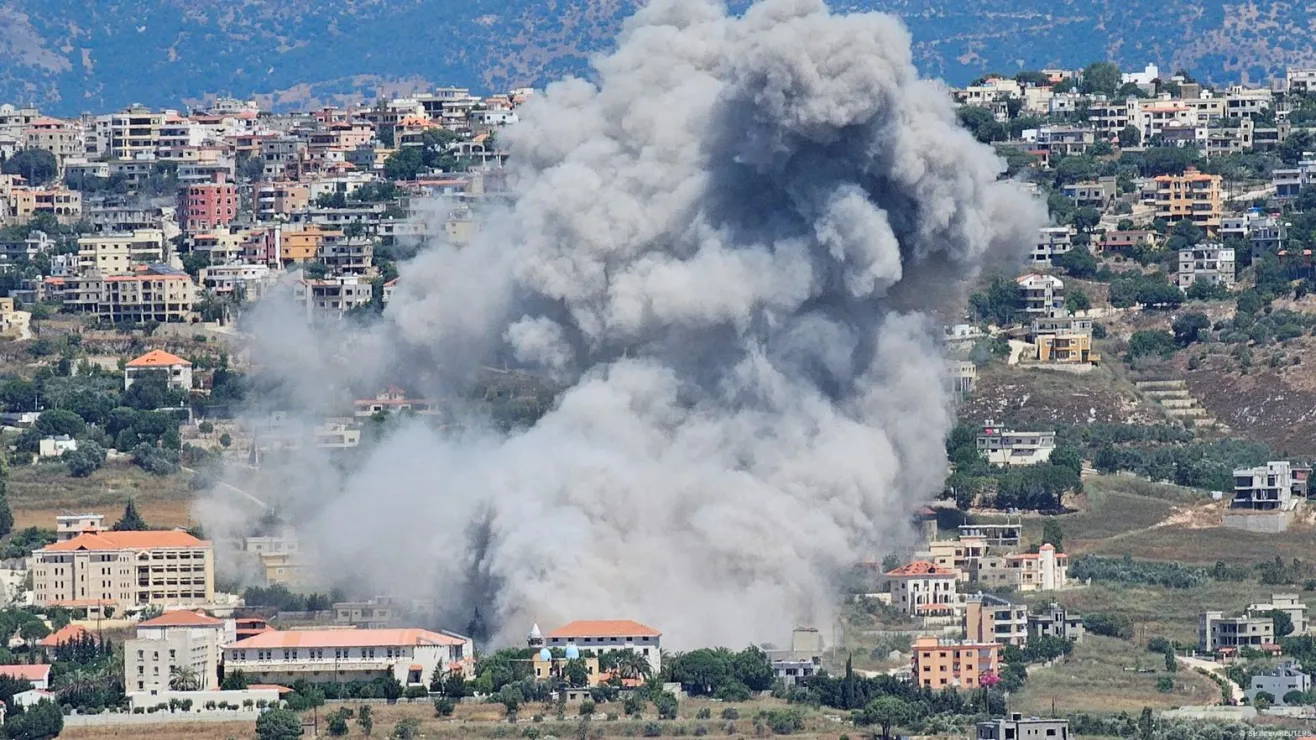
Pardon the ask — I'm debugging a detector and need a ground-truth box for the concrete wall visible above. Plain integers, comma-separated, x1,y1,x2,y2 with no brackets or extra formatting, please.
127,687,280,711
1223,510,1294,533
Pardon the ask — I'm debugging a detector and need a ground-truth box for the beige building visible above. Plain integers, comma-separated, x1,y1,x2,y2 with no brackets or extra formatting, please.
223,628,473,686
1037,332,1098,365
294,275,373,320
1199,611,1274,653
911,636,1000,689
964,593,1028,647
1154,167,1222,232
972,545,1069,592
885,561,959,617
24,117,84,169
31,527,215,615
125,610,235,694
100,107,169,160
64,266,197,324
77,229,167,277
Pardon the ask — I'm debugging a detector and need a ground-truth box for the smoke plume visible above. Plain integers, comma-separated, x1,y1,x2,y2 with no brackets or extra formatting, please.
210,0,1043,648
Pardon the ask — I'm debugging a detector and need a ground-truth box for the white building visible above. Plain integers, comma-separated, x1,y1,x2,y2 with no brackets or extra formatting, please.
976,422,1056,466
0,664,51,690
55,513,104,542
1122,63,1161,87
37,435,77,459
125,610,235,694
884,561,960,617
124,349,193,391
223,628,473,686
1177,245,1235,290
1016,273,1066,315
1031,227,1074,266
1246,660,1310,705
537,620,663,676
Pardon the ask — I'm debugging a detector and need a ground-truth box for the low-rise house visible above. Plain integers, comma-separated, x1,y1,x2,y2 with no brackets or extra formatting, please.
124,349,193,391
1027,603,1085,642
1061,177,1117,209
1177,244,1236,290
911,636,1000,689
1096,230,1157,257
1030,312,1093,340
37,435,77,459
1199,610,1274,653
1246,660,1309,705
1036,332,1097,365
976,423,1056,466
1016,273,1065,314
536,620,663,676
223,628,473,686
352,387,437,418
959,522,1022,548
1273,158,1316,200
978,715,1070,740
927,536,990,582
964,593,1028,647
0,664,51,690
885,562,959,617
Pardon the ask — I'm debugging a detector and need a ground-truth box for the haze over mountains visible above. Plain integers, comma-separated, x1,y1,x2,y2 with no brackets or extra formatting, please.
1,0,1313,114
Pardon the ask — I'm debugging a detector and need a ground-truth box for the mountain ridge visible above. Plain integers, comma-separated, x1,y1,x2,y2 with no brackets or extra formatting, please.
0,0,1313,114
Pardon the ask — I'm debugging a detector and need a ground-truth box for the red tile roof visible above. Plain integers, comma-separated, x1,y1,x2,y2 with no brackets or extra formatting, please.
0,665,51,683
139,610,223,628
544,620,661,639
38,624,95,647
885,561,957,577
126,349,191,368
230,628,465,650
42,530,208,552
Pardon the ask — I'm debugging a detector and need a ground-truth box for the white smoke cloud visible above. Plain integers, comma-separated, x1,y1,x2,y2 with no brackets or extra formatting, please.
206,0,1043,648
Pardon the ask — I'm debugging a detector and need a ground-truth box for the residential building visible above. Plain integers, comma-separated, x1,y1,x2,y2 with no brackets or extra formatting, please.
353,387,437,417
958,523,1021,548
1061,178,1117,209
1177,244,1236,290
1027,604,1086,642
179,173,238,232
1232,461,1298,511
964,593,1029,647
255,181,309,220
977,715,1070,740
124,610,235,693
224,628,473,686
0,665,51,691
1273,158,1316,199
1153,167,1222,232
1036,332,1097,365
9,186,82,224
772,657,822,687
124,349,193,391
63,265,197,324
100,106,168,160
538,620,663,675
1248,594,1310,635
1030,312,1093,339
260,551,312,587
318,237,373,274
293,274,373,320
1199,611,1274,653
1034,126,1094,158
951,361,977,396
200,263,274,302
972,546,1070,592
279,224,341,265
1016,274,1065,314
31,528,215,614
333,599,401,629
24,117,84,168
530,643,604,688
911,636,1000,689
927,536,990,581
1249,215,1287,261
1224,86,1273,120
1030,227,1074,266
976,423,1056,466
37,435,77,459
1287,68,1316,95
1245,660,1310,705
76,229,167,276
1131,100,1201,142
0,228,55,264
55,514,105,542
885,561,959,617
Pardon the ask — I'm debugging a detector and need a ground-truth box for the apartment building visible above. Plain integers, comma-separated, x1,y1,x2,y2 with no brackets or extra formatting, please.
1131,100,1200,142
1027,603,1086,642
1224,86,1273,119
976,423,1056,466
1154,167,1222,232
124,349,193,391
294,275,373,320
885,561,959,617
56,514,106,542
31,527,215,614
255,181,310,220
223,628,473,686
1176,245,1235,290
978,715,1070,740
189,228,246,265
201,263,274,302
1248,215,1287,261
63,264,197,324
971,545,1070,592
260,135,307,180
1061,178,1117,209
911,636,1001,689
318,238,374,274
1248,594,1310,635
536,620,664,675
964,593,1028,647
100,106,169,160
1030,312,1093,339
927,536,990,581
9,186,82,224
279,224,341,265
1037,332,1096,365
179,173,237,233
1287,68,1316,95
1232,461,1298,511
125,610,235,693
1273,158,1316,199
76,229,167,276
1030,227,1074,265
1015,273,1065,314
1199,611,1274,653
24,117,84,168
1033,126,1094,158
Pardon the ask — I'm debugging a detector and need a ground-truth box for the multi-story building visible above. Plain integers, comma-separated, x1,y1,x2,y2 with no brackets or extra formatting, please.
1061,178,1117,209
124,610,235,694
1033,126,1094,158
333,599,402,629
1199,611,1274,653
885,561,959,617
1247,594,1310,635
1249,215,1287,262
1224,86,1273,120
179,173,237,232
200,263,274,302
911,636,1000,689
63,264,197,324
24,117,84,169
1273,158,1316,199
31,526,215,615
9,186,82,224
1030,227,1074,266
1287,68,1316,95
971,546,1070,592
293,274,373,320
958,523,1022,548
1095,230,1157,257
1036,332,1097,365
977,715,1070,740
279,224,341,265
1245,660,1310,705
318,238,373,274
76,229,167,276
976,423,1056,466
124,349,193,391
927,536,990,581
1030,312,1093,339
255,181,310,220
101,106,169,160
56,513,106,542
1153,167,1222,232
1027,603,1085,642
1016,273,1065,314
1177,245,1235,290
536,620,663,675
222,628,473,686
1232,461,1297,511
964,594,1028,647
1131,100,1201,142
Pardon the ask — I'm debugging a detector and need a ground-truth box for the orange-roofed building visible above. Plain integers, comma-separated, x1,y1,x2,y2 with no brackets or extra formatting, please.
223,628,473,687
38,623,96,649
124,349,193,392
32,525,214,614
127,609,234,693
885,561,959,616
0,664,52,690
531,620,663,674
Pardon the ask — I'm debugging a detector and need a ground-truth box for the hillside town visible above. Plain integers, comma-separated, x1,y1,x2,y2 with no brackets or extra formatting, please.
1,55,1316,740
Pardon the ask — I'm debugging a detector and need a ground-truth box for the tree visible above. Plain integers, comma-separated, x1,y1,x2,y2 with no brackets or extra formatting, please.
1,149,59,186
854,696,911,740
1071,207,1102,233
326,707,351,736
1254,691,1274,709
219,432,233,448
1054,247,1097,279
5,698,64,740
169,664,200,691
112,499,148,531
1041,520,1064,552
1172,313,1210,346
564,658,590,688
221,669,249,690
380,676,403,704
391,717,422,739
1080,62,1121,96
434,696,456,716
35,409,86,438
358,705,374,736
1066,289,1092,314
256,707,304,740
957,106,1006,143
1270,609,1296,638
579,699,596,717
615,649,652,680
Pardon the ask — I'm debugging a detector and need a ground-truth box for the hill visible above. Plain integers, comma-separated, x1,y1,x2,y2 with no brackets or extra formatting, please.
2,0,1315,114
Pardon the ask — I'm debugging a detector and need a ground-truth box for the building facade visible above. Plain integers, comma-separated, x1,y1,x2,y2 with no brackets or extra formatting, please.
1153,167,1222,232
125,610,234,694
31,528,215,614
537,620,663,675
222,628,473,686
976,423,1056,466
1176,245,1236,290
885,562,959,617
124,349,193,391
964,594,1029,647
1015,274,1065,315
1199,611,1274,653
978,715,1070,740
180,173,238,232
911,636,1001,689
1027,604,1086,642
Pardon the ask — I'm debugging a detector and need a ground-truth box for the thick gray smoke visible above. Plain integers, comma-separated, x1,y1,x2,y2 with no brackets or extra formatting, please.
209,0,1043,648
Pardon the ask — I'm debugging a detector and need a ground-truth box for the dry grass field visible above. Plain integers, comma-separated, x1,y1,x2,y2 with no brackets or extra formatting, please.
7,461,195,530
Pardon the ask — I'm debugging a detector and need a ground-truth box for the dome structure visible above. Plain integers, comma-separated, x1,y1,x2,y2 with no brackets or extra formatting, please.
564,643,580,660
538,647,552,662
528,623,542,639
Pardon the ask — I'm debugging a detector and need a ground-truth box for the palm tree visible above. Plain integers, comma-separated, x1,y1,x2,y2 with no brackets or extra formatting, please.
169,664,201,691
616,650,652,681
